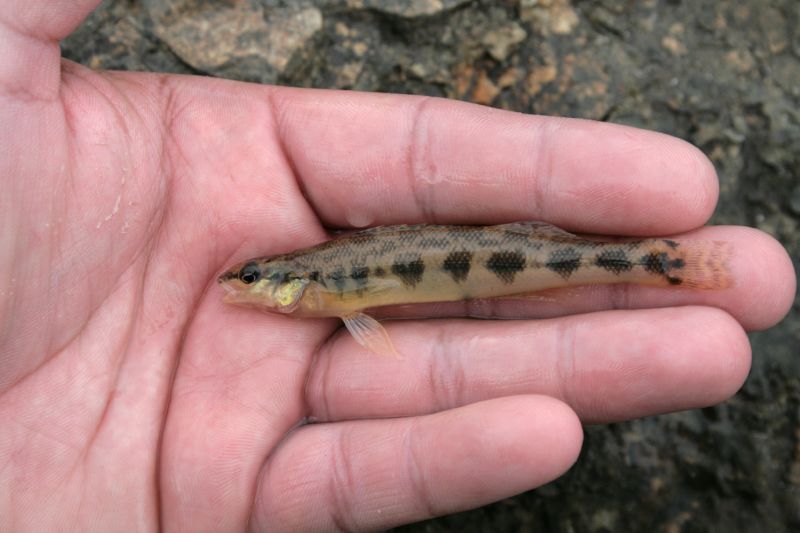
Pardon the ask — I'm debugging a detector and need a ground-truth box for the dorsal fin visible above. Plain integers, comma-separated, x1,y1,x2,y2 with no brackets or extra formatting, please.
344,224,432,237
345,222,579,236
492,221,583,240
335,221,586,242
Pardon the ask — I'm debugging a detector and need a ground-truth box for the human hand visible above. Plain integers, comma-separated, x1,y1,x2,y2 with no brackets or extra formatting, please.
1,1,795,531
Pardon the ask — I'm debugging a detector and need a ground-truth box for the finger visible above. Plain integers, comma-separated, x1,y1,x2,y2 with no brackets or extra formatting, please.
307,306,751,424
1,0,98,40
0,0,101,98
254,395,582,531
365,225,794,332
306,225,787,423
272,88,718,234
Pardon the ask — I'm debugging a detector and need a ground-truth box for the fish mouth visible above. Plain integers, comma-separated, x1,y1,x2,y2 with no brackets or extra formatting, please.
218,274,246,302
219,281,242,304
220,286,263,307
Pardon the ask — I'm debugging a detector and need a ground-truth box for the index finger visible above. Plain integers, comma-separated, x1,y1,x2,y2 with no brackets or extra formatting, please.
272,89,718,234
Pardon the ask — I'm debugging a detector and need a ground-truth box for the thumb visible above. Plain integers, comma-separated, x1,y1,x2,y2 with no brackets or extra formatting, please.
0,0,101,99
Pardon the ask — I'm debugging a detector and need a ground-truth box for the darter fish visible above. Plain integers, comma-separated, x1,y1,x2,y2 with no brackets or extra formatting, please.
218,222,732,355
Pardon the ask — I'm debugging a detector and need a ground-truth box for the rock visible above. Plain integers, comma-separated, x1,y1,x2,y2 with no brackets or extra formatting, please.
142,0,322,83
482,22,527,61
472,70,500,104
342,0,470,18
789,186,800,216
662,23,688,56
521,0,580,35
525,64,557,95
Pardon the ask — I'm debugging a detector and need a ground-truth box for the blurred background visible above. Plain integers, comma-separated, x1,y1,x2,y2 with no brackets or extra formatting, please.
62,1,799,530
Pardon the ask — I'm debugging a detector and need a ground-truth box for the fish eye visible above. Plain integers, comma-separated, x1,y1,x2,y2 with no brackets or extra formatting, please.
238,263,261,284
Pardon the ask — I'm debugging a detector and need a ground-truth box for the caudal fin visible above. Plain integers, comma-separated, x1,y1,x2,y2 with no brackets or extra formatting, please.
676,240,734,290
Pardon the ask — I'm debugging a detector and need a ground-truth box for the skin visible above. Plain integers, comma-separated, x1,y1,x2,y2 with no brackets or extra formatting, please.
0,1,795,531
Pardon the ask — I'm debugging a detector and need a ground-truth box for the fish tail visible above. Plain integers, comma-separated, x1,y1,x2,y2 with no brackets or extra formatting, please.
674,240,734,289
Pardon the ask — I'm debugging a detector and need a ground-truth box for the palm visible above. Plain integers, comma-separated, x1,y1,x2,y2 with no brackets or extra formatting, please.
1,3,795,532
1,62,344,529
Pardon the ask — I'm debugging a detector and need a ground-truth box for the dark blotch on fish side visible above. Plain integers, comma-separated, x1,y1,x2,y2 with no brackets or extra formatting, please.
640,251,687,285
663,239,680,249
351,266,370,286
327,267,347,292
486,250,526,284
546,247,582,279
374,266,386,277
641,252,670,275
595,249,633,275
442,250,473,282
392,257,426,287
309,271,321,282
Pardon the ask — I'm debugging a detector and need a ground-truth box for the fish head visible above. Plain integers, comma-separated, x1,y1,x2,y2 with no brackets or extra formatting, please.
218,259,309,314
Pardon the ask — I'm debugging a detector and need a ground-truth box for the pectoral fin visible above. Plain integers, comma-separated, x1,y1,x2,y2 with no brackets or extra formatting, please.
341,312,399,357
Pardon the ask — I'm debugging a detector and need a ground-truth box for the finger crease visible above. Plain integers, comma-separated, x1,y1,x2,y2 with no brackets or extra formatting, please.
555,319,578,410
311,338,335,422
268,88,316,216
403,421,439,519
406,96,438,222
428,325,465,412
327,427,360,532
530,118,559,220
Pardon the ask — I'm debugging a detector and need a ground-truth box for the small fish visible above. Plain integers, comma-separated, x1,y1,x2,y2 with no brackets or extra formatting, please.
218,222,732,355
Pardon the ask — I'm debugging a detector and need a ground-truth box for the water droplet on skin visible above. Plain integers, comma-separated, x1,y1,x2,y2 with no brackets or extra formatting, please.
345,210,374,228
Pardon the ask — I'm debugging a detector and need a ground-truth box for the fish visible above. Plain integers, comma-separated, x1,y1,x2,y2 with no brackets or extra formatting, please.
218,222,733,355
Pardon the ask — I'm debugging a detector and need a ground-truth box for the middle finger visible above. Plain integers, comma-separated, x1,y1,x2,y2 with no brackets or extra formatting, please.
306,305,750,423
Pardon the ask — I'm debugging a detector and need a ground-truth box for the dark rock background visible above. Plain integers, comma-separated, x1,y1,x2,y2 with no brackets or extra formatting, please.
62,0,799,530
